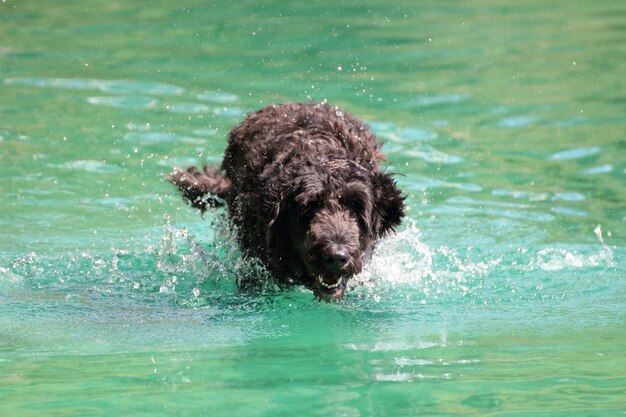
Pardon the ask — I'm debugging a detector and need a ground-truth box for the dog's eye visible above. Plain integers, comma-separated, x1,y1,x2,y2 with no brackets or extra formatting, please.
341,195,369,230
341,190,365,215
299,201,320,223
340,182,370,214
344,199,362,218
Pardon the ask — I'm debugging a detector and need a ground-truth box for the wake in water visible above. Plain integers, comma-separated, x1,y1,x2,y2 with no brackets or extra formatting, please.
0,214,620,310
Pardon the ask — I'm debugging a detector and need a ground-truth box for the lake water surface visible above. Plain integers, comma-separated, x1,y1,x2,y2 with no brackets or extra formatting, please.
1,1,625,416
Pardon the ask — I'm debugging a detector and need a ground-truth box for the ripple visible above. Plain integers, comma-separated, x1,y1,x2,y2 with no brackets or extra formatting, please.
548,146,602,161
552,192,585,202
492,189,549,201
379,130,437,144
410,93,469,107
551,207,587,217
406,145,463,164
156,156,201,168
100,80,184,96
124,131,177,142
89,197,135,209
5,77,185,96
87,96,157,110
197,91,239,103
370,122,438,144
447,196,531,209
368,121,394,131
192,128,219,137
167,103,210,114
582,164,613,175
436,204,555,222
405,176,482,192
552,116,587,127
380,142,405,155
494,209,555,222
123,132,206,145
52,160,124,174
399,127,437,141
344,340,439,352
212,107,245,117
5,77,97,89
498,115,538,128
0,130,30,141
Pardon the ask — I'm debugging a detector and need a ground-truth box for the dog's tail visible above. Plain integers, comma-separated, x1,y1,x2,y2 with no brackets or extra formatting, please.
168,165,231,213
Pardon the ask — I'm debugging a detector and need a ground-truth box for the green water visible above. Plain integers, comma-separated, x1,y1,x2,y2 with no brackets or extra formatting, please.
1,1,625,415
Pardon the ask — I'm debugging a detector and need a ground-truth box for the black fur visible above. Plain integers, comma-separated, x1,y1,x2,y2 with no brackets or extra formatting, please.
170,102,404,300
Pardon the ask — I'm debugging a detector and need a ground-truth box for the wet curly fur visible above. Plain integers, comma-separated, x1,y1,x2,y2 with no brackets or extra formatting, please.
170,102,405,300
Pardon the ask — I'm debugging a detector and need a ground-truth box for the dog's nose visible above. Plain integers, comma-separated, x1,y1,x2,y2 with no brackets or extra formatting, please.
322,248,350,272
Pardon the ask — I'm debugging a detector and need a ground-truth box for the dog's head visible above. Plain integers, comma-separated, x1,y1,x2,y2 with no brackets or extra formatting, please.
267,161,405,301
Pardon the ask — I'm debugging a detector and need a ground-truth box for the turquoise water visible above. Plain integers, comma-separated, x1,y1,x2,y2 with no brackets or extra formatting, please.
1,1,625,415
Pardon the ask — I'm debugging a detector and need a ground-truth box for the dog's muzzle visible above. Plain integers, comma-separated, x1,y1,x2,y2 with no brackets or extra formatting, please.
315,273,345,301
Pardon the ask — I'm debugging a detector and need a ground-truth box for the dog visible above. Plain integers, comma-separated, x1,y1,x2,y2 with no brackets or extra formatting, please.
169,102,405,301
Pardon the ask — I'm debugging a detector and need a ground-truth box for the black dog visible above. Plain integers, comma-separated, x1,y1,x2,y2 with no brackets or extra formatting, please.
170,102,404,300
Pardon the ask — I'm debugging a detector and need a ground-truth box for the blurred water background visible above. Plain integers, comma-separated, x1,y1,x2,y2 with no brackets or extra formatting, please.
1,1,625,416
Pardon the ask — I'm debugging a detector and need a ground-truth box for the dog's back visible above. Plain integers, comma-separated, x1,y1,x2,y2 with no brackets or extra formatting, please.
222,102,385,192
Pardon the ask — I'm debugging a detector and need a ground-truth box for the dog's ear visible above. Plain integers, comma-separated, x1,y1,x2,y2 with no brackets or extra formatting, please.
371,171,405,237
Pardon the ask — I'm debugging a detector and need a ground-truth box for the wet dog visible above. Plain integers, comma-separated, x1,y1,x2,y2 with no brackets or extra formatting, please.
170,102,404,300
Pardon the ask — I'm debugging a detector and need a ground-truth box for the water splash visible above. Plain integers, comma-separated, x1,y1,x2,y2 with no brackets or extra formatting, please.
1,215,619,311
533,225,614,271
350,219,503,304
346,218,620,308
1,214,287,309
